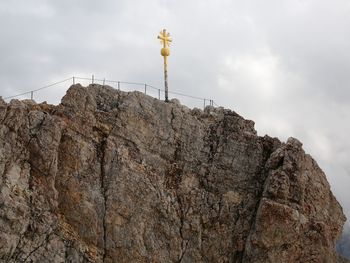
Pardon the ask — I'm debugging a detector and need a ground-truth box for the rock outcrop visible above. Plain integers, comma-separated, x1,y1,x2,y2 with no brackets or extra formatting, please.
0,84,346,262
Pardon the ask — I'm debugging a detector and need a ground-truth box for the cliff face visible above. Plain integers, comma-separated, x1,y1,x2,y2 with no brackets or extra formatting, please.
0,84,346,262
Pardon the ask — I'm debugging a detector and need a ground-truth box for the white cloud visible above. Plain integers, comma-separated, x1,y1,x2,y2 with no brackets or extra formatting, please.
220,51,282,101
0,0,349,220
0,0,55,17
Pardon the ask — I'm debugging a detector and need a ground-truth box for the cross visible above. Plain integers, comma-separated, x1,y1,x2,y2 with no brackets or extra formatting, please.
157,29,172,102
158,29,172,48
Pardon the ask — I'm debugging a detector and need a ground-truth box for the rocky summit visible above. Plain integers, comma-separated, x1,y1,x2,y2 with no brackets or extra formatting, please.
0,84,346,262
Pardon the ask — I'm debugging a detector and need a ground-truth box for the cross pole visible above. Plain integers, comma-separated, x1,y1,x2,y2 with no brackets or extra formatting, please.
157,29,172,102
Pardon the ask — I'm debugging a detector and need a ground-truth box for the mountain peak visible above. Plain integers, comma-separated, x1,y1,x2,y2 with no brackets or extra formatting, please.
0,84,346,262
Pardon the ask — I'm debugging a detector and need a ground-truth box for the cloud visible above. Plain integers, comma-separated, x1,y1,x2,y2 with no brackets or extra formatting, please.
0,0,349,219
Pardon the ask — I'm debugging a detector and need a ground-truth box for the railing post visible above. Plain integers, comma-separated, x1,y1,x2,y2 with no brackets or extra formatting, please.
103,78,105,85
144,84,147,94
31,91,33,100
73,76,75,84
118,81,120,90
203,99,206,109
158,89,161,100
92,75,94,84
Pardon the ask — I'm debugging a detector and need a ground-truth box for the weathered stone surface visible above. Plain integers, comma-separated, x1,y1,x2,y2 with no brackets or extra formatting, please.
0,84,346,262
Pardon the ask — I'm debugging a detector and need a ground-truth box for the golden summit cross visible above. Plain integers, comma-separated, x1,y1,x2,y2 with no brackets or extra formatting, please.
157,29,172,102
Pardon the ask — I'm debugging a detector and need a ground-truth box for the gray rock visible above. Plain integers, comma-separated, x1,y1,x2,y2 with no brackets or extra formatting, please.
0,84,346,262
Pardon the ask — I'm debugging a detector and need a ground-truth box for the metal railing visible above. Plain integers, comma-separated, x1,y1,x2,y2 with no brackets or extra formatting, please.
3,75,219,109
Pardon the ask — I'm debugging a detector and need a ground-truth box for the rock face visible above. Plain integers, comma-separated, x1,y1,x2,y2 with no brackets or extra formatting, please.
0,84,346,262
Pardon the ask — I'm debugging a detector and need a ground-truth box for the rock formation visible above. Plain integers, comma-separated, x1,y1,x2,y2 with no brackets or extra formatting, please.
0,84,346,262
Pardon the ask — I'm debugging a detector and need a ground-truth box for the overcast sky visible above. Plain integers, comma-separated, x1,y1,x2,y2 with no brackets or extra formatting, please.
1,0,349,220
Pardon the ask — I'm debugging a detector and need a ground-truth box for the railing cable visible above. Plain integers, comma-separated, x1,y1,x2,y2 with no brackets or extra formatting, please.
2,76,220,109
